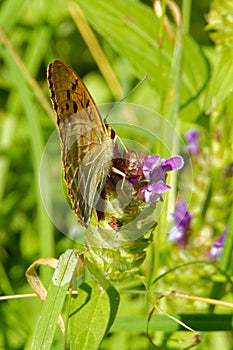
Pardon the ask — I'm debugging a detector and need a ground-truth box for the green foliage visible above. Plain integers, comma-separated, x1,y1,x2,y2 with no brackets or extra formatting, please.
31,250,79,350
206,0,233,49
78,0,209,121
0,0,232,349
70,280,119,350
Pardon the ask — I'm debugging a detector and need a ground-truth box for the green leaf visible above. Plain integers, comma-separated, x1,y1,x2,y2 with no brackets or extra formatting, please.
203,49,233,113
70,280,120,350
180,35,209,120
31,250,79,350
77,0,208,120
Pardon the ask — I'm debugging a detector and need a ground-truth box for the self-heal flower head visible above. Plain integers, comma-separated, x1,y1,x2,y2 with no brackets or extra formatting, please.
105,144,184,233
185,129,199,155
140,155,184,204
168,199,192,247
209,226,228,260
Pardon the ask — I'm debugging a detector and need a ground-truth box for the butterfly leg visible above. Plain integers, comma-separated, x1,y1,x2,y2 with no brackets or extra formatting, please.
112,166,126,188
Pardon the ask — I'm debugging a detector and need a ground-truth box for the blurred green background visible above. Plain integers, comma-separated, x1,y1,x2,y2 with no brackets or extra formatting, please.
0,0,232,349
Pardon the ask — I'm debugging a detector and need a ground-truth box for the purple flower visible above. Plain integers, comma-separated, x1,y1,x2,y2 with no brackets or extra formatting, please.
161,156,184,172
168,199,192,247
185,129,199,155
141,155,161,179
209,226,228,260
140,182,171,203
106,146,184,230
140,155,184,203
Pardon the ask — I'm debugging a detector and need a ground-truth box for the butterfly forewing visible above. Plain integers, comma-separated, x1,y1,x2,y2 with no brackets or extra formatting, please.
47,59,113,226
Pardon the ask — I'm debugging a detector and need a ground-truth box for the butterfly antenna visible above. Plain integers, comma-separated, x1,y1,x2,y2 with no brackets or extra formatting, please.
104,75,148,121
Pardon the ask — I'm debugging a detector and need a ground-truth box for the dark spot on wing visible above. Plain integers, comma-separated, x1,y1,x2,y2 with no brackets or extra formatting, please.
72,81,77,90
67,90,70,100
54,101,58,112
73,101,78,113
48,78,55,98
80,99,84,109
65,103,69,111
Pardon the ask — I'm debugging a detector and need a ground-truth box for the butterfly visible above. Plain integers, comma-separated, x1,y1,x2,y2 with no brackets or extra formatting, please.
47,59,114,227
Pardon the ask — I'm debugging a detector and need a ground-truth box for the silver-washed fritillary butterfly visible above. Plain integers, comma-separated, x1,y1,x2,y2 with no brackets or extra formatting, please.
47,59,114,227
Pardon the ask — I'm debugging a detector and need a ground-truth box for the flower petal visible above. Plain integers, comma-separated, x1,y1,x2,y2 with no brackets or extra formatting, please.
209,226,228,259
149,182,171,194
142,155,160,179
185,129,199,155
173,200,192,226
161,156,184,172
141,182,171,203
169,199,192,247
